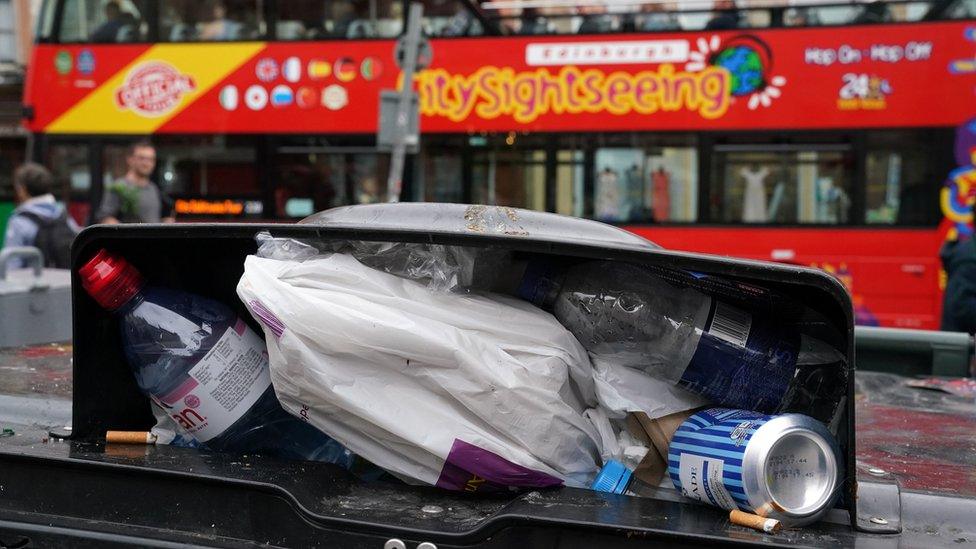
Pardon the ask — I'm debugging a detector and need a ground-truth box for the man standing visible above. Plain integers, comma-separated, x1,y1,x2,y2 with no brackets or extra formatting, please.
97,140,175,224
3,163,80,268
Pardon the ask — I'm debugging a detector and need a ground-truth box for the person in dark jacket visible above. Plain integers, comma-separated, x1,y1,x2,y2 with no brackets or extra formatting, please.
91,1,126,42
3,163,80,268
941,229,976,333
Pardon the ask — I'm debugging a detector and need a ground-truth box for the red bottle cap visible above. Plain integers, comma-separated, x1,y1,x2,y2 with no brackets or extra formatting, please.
78,249,146,311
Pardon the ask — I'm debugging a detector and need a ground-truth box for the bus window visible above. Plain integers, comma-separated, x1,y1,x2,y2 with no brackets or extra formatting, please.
866,151,915,224
594,149,645,222
101,143,128,188
0,141,24,203
947,0,976,18
283,0,402,40
593,144,698,224
0,142,22,244
888,2,939,22
351,155,388,204
274,153,345,218
275,0,323,39
160,0,265,42
712,149,852,225
44,143,90,225
555,150,584,218
576,6,622,34
59,0,147,43
419,149,463,203
154,136,258,196
787,1,938,26
784,5,860,26
36,0,57,42
276,0,401,40
472,148,545,211
96,137,262,219
628,4,681,32
420,0,483,37
273,148,388,218
864,131,948,226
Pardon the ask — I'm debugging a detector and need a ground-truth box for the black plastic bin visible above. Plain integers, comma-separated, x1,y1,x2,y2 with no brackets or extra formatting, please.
64,204,858,547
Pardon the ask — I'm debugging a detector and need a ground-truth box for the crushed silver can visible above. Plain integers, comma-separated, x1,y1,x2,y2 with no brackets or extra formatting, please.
667,408,842,526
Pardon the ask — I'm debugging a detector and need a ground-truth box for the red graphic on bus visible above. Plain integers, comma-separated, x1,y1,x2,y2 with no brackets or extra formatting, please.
115,62,196,117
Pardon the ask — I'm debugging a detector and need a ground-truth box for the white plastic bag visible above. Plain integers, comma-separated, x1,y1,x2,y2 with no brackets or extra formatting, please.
237,252,603,491
591,354,709,419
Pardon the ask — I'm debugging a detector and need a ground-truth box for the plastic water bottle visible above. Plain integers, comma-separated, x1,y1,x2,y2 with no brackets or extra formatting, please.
518,260,810,413
79,249,354,465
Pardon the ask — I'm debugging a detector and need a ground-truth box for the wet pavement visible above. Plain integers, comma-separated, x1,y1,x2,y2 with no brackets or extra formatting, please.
0,343,72,399
0,343,973,500
0,344,973,546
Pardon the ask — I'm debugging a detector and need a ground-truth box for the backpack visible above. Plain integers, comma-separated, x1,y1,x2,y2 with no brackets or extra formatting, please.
18,210,75,269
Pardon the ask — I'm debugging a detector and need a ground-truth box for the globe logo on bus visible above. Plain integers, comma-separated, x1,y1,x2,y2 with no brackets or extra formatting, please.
115,61,196,117
713,45,765,96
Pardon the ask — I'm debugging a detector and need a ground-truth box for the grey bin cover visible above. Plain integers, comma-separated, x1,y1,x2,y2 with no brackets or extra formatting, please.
301,203,659,251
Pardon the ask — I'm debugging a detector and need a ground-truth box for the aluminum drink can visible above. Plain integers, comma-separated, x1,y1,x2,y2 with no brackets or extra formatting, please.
668,408,842,526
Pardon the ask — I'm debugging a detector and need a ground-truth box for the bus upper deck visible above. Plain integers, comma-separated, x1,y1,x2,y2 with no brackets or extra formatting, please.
19,0,976,330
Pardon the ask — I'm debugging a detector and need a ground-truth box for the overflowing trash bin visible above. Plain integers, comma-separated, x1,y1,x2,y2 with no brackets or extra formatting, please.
69,203,855,534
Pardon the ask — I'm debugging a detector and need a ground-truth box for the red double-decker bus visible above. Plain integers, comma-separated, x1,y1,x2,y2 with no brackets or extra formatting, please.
21,0,976,329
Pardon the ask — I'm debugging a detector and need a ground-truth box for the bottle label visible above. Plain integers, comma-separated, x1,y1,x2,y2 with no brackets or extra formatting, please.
707,302,752,348
516,260,560,307
151,319,271,442
680,300,799,412
678,452,738,510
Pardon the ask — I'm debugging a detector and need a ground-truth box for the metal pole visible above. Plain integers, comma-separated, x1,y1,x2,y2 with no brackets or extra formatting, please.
386,2,424,203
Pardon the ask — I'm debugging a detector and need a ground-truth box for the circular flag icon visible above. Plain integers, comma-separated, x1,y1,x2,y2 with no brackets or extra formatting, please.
283,56,302,83
360,57,382,81
307,59,331,80
271,84,294,107
322,84,349,110
244,85,268,110
55,50,72,75
334,57,356,82
77,49,96,75
219,85,239,111
296,86,317,109
255,58,279,82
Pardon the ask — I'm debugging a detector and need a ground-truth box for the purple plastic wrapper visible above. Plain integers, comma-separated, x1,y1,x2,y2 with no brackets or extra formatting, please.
435,439,564,493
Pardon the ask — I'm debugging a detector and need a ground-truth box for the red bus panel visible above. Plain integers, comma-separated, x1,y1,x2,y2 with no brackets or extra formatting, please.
627,225,944,329
24,21,976,135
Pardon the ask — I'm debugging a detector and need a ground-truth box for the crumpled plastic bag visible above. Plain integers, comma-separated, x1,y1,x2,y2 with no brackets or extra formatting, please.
591,354,710,420
255,231,510,293
237,251,603,491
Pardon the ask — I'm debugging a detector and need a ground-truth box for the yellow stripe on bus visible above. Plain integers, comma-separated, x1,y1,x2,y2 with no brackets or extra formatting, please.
46,42,265,134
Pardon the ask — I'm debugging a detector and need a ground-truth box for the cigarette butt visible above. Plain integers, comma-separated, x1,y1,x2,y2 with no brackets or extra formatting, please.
105,431,158,445
730,509,782,534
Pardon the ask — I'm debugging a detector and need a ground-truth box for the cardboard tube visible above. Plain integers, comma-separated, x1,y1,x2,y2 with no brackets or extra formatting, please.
105,431,158,445
730,510,782,534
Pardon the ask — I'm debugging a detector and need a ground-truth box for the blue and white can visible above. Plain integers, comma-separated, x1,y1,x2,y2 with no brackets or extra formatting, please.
668,408,842,526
